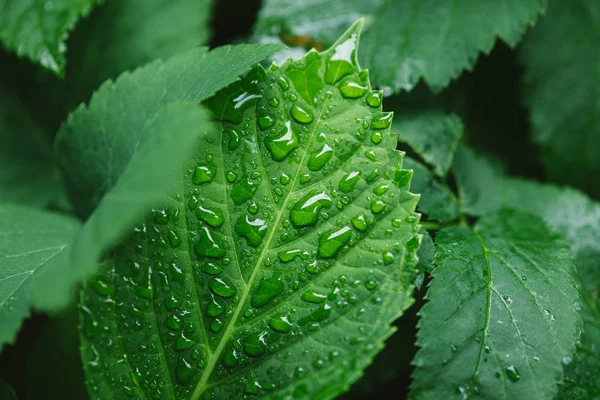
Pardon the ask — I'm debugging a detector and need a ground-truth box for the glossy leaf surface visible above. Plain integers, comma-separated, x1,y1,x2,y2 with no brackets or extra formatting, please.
79,21,421,400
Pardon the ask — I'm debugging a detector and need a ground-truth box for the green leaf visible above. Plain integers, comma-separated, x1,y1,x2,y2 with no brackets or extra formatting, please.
416,228,434,275
0,204,81,349
520,0,600,197
61,0,216,107
0,0,101,75
412,210,582,399
79,21,421,400
395,111,463,177
403,157,460,224
255,0,547,93
0,84,67,208
453,145,600,397
0,380,16,400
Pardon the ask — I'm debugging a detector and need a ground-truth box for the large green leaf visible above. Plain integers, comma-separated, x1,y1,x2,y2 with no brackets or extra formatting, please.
0,204,81,349
0,84,67,208
453,145,600,397
0,0,101,75
412,210,582,399
61,0,215,108
79,21,421,400
255,0,546,93
520,0,600,197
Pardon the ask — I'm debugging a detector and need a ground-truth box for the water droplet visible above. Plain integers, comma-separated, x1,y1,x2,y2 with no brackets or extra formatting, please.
226,171,237,183
244,331,268,357
222,345,240,368
280,173,291,185
193,227,226,259
207,296,225,316
175,358,197,384
90,278,115,296
277,76,290,90
192,163,217,185
366,91,382,107
235,215,268,247
195,205,224,228
278,249,301,263
231,177,258,205
265,121,299,161
81,305,100,338
290,191,332,228
210,318,224,332
351,214,368,232
201,262,223,275
290,104,314,124
225,128,241,150
382,251,394,265
318,226,352,258
165,315,182,330
505,365,521,382
301,291,328,303
251,275,284,307
175,332,199,350
165,294,182,309
339,77,367,98
338,171,361,193
258,114,275,129
373,183,390,195
307,144,334,171
269,314,293,333
371,113,392,130
299,303,332,325
245,380,263,395
370,131,383,144
370,199,386,214
209,277,237,297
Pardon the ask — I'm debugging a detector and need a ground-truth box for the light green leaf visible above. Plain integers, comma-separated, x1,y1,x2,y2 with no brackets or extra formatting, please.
0,85,67,208
520,0,600,197
0,204,81,349
61,0,215,107
453,145,600,398
255,0,547,93
395,111,463,177
0,0,101,75
403,157,460,224
79,21,421,400
412,210,582,399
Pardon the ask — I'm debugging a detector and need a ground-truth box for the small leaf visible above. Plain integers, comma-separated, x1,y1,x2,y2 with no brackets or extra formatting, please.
0,0,101,75
520,0,600,197
0,204,81,349
404,157,459,224
79,20,421,400
412,210,582,399
255,0,547,92
395,111,463,177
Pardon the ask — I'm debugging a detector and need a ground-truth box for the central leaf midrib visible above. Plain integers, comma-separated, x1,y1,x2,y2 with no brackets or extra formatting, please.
190,101,326,399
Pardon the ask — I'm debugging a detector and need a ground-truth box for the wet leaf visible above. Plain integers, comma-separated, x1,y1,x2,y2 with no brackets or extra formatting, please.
412,210,582,399
79,21,421,400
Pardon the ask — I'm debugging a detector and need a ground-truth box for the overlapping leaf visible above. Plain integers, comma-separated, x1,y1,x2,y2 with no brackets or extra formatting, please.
412,210,582,399
454,145,600,397
0,0,101,75
520,0,600,197
79,21,421,400
255,0,547,93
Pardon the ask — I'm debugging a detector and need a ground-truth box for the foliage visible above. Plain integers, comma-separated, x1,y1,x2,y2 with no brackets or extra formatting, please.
0,1,599,399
